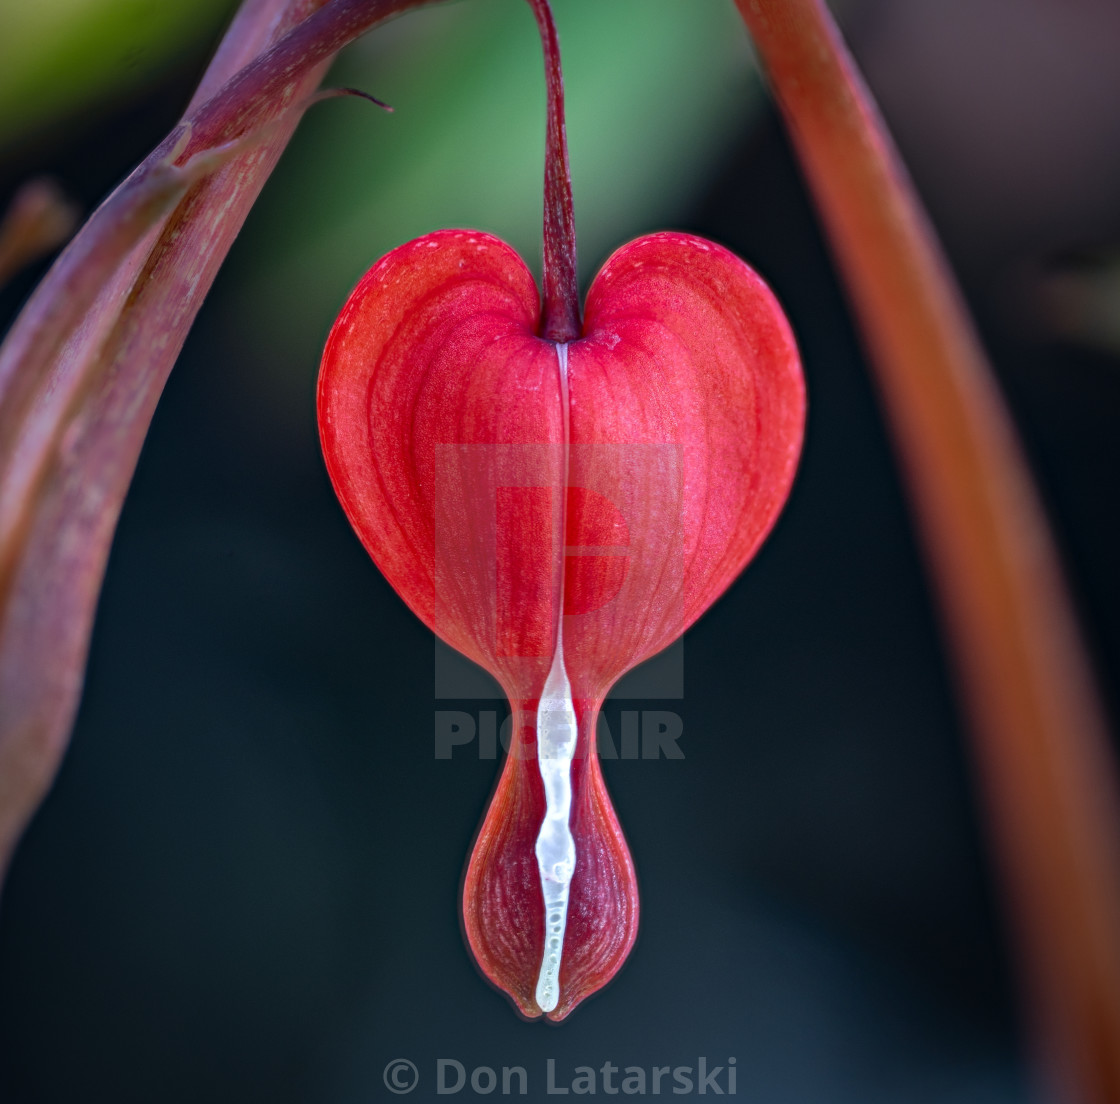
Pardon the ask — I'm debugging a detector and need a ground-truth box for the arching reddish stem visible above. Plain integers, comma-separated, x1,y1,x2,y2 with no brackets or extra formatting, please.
0,0,442,886
526,0,581,343
734,2,1120,1101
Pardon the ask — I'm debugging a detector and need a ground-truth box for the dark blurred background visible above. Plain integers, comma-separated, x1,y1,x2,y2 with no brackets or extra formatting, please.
1,0,1118,1100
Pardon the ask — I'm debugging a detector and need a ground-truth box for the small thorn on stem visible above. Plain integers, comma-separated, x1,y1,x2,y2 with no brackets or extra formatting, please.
319,86,395,112
170,88,393,186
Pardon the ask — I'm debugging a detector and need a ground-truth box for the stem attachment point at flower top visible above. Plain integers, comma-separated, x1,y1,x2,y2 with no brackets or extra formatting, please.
526,0,581,344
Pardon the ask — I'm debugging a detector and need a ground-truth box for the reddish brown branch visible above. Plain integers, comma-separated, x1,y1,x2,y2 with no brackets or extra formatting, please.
734,1,1120,1101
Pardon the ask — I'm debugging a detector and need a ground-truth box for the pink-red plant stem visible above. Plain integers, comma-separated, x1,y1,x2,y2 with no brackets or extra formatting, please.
734,1,1120,1101
0,0,439,885
525,0,581,343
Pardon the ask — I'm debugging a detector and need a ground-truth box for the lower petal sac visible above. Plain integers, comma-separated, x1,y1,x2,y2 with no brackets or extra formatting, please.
463,701,638,1021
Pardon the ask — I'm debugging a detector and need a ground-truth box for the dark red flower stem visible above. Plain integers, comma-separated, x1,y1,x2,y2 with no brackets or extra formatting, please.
526,0,581,344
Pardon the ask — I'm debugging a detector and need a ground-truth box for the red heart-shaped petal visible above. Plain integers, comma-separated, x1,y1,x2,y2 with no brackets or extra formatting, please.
318,227,804,1019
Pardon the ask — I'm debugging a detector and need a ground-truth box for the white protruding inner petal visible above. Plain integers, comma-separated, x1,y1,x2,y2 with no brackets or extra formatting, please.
534,636,577,1014
534,343,576,1016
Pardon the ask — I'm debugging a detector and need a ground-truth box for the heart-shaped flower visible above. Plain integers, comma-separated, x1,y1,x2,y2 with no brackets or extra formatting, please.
317,0,804,1020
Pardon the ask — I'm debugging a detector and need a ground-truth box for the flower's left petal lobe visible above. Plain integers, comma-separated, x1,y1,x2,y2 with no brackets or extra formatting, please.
318,229,563,700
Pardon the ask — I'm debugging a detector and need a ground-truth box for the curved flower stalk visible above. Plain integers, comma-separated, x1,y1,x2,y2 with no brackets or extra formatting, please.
318,0,805,1019
0,0,442,886
734,2,1120,1101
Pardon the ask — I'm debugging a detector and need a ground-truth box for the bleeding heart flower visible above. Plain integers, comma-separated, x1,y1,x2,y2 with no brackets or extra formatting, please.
317,0,804,1020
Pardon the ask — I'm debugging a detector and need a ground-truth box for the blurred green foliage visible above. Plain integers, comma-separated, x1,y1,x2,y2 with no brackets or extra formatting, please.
0,0,236,150
228,0,761,377
0,0,762,408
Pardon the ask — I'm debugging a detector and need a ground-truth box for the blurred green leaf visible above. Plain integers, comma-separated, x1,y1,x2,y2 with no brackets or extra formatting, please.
229,0,761,378
0,0,236,150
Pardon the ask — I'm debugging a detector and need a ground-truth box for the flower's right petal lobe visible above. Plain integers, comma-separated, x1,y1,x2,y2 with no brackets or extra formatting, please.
566,232,806,701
